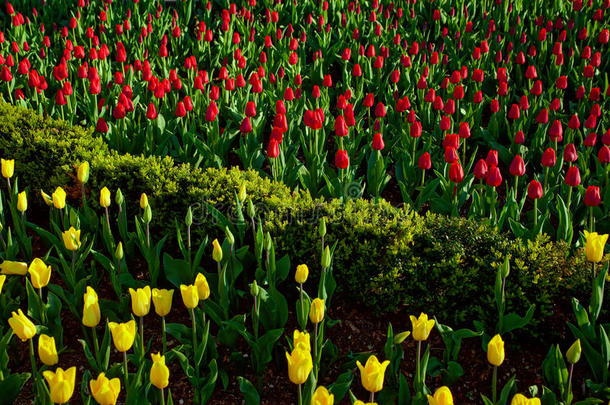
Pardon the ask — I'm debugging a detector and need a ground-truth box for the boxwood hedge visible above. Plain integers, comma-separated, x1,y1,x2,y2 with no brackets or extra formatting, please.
0,102,596,333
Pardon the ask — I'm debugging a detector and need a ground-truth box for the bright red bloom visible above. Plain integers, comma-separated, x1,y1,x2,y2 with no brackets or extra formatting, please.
509,155,525,176
418,152,431,170
449,162,464,183
267,139,279,158
565,166,581,187
584,186,601,206
486,165,502,187
372,133,384,150
563,143,578,163
527,180,543,199
474,159,488,180
335,149,349,169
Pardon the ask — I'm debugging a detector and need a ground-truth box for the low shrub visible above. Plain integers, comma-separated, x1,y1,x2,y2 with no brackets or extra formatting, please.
0,102,598,335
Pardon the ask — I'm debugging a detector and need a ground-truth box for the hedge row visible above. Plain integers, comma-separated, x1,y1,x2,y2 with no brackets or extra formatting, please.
0,102,595,333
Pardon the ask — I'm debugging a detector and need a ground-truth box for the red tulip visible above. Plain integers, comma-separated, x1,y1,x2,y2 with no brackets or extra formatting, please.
335,149,349,169
563,143,578,163
565,166,581,187
508,104,521,120
584,186,601,206
245,101,256,117
486,165,502,187
374,102,386,118
449,162,464,183
55,89,66,105
372,133,384,150
240,117,252,133
599,146,610,164
205,101,218,122
267,139,279,158
568,114,580,130
146,103,158,120
418,152,431,170
486,150,499,167
549,120,563,142
555,76,567,90
541,148,556,167
527,180,543,199
96,117,108,133
474,159,488,180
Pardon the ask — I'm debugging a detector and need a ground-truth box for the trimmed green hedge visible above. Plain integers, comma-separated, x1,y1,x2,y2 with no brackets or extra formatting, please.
0,102,596,332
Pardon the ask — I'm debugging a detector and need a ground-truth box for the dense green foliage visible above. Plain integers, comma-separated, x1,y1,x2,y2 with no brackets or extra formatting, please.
0,102,597,330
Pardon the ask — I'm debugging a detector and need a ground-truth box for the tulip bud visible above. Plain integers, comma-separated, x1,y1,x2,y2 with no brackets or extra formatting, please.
150,352,170,389
29,258,51,289
487,334,505,366
319,218,326,238
250,280,260,297
225,226,235,246
238,183,247,202
321,245,331,269
9,309,36,341
1,158,14,179
140,193,149,209
212,239,223,262
115,188,124,206
114,242,124,261
309,298,325,324
500,258,510,278
129,286,151,317
247,199,255,219
393,331,411,344
77,161,90,184
152,288,173,317
566,339,581,364
143,204,152,223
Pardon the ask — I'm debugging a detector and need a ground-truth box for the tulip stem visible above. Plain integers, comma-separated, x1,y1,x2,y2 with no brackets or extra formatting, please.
492,365,497,403
567,364,574,398
162,316,167,355
92,326,100,365
589,207,594,232
123,351,129,388
299,283,304,329
161,387,166,405
370,392,375,403
297,384,302,405
190,308,197,355
416,340,422,391
140,316,145,355
314,322,319,378
533,199,538,228
29,339,39,395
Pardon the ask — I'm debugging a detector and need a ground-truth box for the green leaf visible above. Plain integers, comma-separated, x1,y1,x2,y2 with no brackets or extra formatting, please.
0,373,30,404
238,377,260,405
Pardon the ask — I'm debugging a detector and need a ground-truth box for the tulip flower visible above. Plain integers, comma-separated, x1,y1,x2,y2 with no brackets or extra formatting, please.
353,402,376,405
9,309,36,341
357,355,390,401
410,313,435,341
1,260,28,275
311,386,334,405
152,288,173,354
195,273,210,301
583,231,608,265
567,339,581,364
1,158,14,180
82,286,101,328
43,367,76,404
150,352,170,404
488,334,505,402
77,161,89,184
295,264,309,284
180,284,199,309
38,334,59,366
140,193,149,209
41,190,53,206
28,258,51,290
286,346,313,404
62,227,81,251
17,190,27,213
129,286,151,350
427,386,454,405
108,320,136,353
0,275,5,293
511,394,541,405
90,373,121,405
100,187,111,208
309,298,324,324
52,187,66,210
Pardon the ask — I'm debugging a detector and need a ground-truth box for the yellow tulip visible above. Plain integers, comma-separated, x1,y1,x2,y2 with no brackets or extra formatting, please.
212,239,223,263
8,309,36,341
584,231,609,263
41,190,53,206
150,352,170,389
427,386,454,405
295,264,309,284
152,288,173,317
0,275,5,293
311,386,334,405
77,162,90,184
487,334,505,366
353,402,376,405
82,286,101,327
29,258,51,289
410,313,435,341
285,346,313,385
108,320,136,352
89,372,121,405
100,187,111,208
52,187,66,210
129,286,151,317
17,191,27,212
38,334,59,366
42,367,76,404
62,227,81,251
1,158,14,179
356,355,390,393
309,298,325,324
195,273,210,300
180,284,199,309
293,330,310,352
511,393,541,405
140,193,149,209
1,260,28,275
